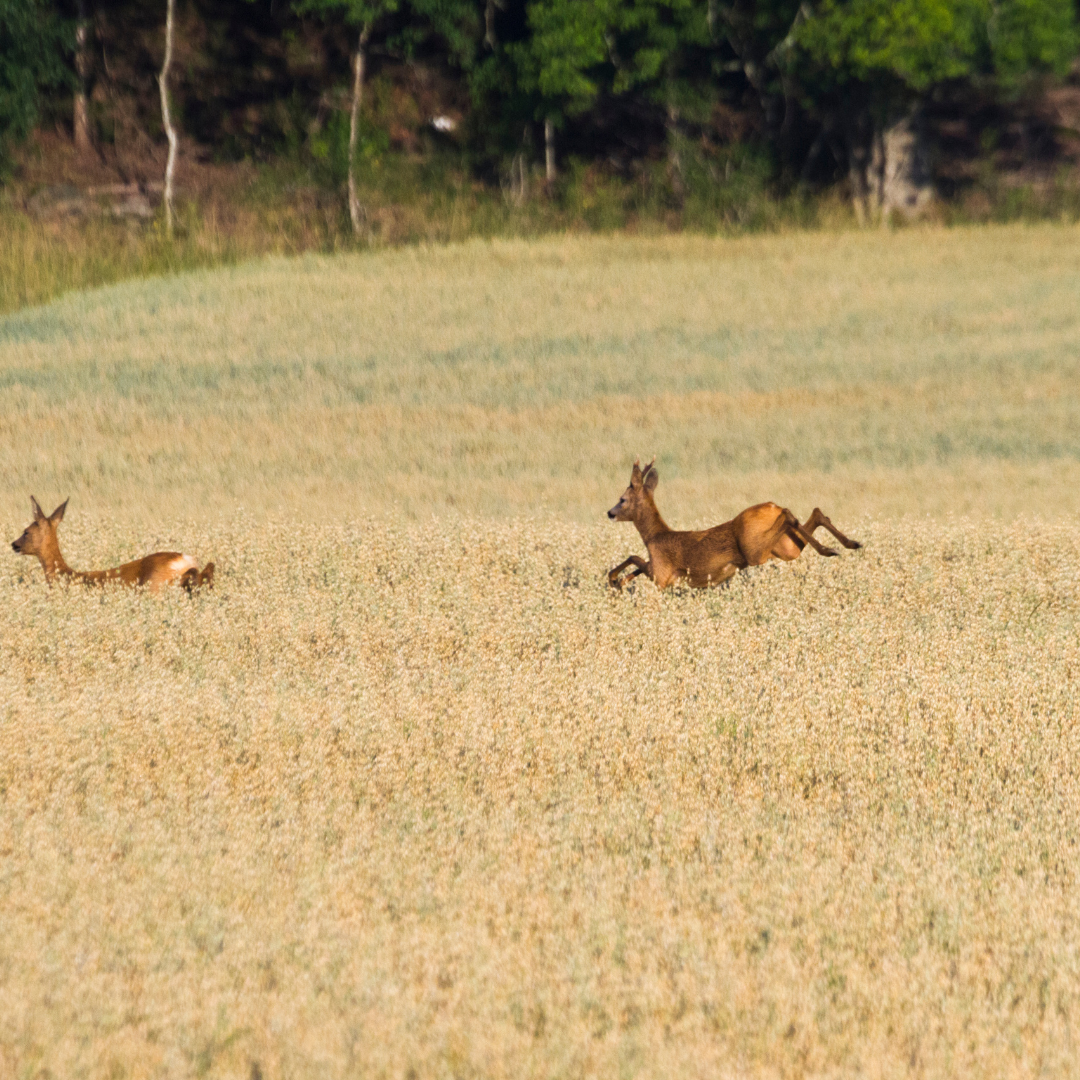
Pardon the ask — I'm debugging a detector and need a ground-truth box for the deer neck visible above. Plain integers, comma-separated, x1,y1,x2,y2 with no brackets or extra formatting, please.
633,498,669,546
36,539,75,584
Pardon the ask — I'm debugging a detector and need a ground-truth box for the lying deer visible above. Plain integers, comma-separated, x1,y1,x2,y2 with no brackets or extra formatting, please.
607,458,860,590
11,496,214,593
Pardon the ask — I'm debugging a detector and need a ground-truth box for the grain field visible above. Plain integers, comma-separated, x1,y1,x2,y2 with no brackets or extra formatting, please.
2,227,1080,523
2,227,1080,1079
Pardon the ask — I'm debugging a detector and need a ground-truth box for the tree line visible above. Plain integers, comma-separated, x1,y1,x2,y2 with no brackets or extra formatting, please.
3,0,1079,228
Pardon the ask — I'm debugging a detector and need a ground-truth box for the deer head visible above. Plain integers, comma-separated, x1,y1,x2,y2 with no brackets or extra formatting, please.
11,496,68,562
607,458,658,521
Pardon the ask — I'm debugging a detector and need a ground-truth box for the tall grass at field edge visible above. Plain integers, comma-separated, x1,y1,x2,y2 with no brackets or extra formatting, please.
7,147,1080,317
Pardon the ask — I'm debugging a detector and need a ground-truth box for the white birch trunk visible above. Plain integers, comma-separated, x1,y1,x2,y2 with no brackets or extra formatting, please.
869,127,885,222
74,0,92,154
158,0,178,237
544,118,556,183
510,152,528,206
849,158,867,226
666,100,683,197
348,24,372,236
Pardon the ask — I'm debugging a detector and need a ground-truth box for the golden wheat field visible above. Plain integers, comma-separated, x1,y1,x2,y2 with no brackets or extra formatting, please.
2,227,1080,1079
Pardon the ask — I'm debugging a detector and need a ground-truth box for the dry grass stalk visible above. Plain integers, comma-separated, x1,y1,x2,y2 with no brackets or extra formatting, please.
0,516,1078,1078
2,227,1080,524
2,226,1080,1076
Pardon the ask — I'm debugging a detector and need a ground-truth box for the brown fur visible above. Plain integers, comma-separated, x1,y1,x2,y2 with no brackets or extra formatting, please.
607,459,860,590
11,497,214,593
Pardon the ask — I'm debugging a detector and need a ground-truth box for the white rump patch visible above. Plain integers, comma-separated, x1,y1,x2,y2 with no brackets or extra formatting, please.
170,555,199,575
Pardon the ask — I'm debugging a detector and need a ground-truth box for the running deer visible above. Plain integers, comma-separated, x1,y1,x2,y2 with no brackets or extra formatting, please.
607,458,860,590
11,497,214,593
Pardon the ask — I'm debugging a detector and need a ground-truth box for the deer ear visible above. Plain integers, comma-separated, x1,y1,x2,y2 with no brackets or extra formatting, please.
630,458,643,488
49,499,68,525
644,466,659,492
31,496,45,521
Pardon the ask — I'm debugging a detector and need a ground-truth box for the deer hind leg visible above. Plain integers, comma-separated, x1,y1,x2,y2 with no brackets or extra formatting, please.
771,528,805,561
181,562,215,594
742,508,816,565
782,509,839,557
608,555,650,590
803,508,861,550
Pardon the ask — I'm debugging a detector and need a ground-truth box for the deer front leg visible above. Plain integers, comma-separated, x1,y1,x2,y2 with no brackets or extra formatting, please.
608,555,650,590
803,508,861,550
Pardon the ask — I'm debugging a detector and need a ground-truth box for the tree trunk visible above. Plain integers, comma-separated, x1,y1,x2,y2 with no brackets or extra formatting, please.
869,124,885,220
158,0,178,237
74,0,92,155
544,118,556,183
844,108,875,225
847,110,933,225
848,163,867,225
348,23,372,236
666,100,684,199
846,138,868,225
880,112,933,221
799,128,827,184
514,153,531,205
719,5,807,168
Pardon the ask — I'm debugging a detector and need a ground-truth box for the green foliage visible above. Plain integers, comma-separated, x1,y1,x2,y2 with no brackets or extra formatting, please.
292,0,400,30
508,0,715,124
0,0,69,168
512,0,609,120
793,0,1080,105
411,0,482,67
677,141,778,228
988,0,1080,88
308,109,390,184
795,0,986,92
292,0,479,64
488,0,1080,185
607,0,711,99
551,141,780,231
3,0,1080,212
